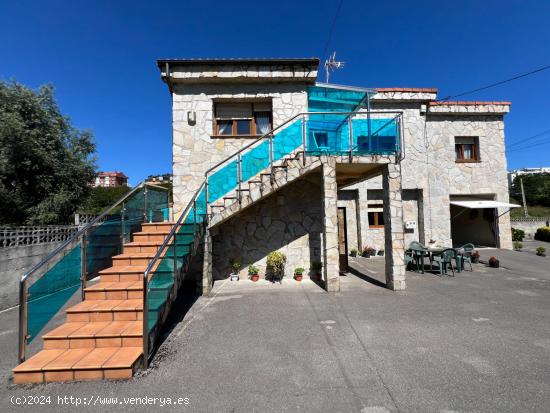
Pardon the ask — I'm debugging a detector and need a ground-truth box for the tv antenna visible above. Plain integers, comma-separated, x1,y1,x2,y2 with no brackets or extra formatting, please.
324,52,345,83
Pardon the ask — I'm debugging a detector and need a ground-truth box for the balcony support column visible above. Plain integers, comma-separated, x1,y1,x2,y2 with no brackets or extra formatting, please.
383,163,406,290
321,158,340,292
201,228,213,295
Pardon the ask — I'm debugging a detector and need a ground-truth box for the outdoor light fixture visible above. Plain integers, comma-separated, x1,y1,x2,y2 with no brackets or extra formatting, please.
187,111,196,125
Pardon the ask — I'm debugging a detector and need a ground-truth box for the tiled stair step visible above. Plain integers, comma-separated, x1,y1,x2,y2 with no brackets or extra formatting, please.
112,251,189,267
141,222,195,234
133,231,195,243
84,281,142,300
99,265,147,282
42,320,142,349
66,299,143,322
12,347,142,384
124,241,191,254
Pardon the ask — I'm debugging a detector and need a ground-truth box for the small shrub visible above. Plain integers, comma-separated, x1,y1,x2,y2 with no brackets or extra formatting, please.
294,267,304,275
266,251,286,277
535,227,550,242
511,228,525,242
471,250,480,258
536,246,546,256
350,248,357,256
248,265,259,275
513,241,523,251
310,260,323,273
230,259,241,274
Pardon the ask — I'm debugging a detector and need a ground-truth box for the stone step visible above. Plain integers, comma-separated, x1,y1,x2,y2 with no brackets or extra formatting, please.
12,347,142,383
66,299,143,322
98,265,146,282
42,320,142,349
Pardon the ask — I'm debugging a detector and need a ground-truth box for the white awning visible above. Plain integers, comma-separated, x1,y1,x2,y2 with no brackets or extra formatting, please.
450,200,521,209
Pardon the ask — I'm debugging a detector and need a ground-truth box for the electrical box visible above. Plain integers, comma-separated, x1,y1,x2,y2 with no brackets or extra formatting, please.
405,221,417,230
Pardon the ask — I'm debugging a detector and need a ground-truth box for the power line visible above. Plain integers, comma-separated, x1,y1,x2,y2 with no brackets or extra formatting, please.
320,0,344,65
506,128,550,149
438,63,550,101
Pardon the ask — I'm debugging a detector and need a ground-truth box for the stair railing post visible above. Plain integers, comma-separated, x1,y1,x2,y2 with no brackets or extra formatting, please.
80,231,87,301
18,279,28,363
173,234,177,281
204,178,209,217
143,186,148,222
120,202,126,252
269,133,274,184
193,200,197,235
142,269,149,369
301,114,307,166
348,113,354,162
237,153,242,204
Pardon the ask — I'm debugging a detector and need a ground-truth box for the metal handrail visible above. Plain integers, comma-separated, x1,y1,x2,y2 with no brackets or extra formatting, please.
21,181,168,284
18,180,169,363
142,181,205,367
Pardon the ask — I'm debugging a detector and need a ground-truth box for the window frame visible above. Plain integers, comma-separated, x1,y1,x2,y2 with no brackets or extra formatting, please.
455,136,480,163
212,102,272,138
367,205,385,229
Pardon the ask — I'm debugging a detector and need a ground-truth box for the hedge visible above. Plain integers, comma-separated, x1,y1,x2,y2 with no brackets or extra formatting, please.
534,227,550,242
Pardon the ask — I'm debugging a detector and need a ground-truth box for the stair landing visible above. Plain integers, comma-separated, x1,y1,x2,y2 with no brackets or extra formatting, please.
12,222,176,384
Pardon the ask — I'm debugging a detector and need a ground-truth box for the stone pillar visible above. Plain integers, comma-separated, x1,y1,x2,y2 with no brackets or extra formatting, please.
321,159,340,292
201,229,213,295
382,163,406,291
356,183,369,251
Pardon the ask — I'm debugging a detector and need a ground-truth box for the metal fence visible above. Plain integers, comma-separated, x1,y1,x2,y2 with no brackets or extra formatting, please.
0,226,79,248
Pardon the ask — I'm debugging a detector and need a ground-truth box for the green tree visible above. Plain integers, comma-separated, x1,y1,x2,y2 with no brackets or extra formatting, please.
511,173,550,207
78,186,131,215
0,80,96,225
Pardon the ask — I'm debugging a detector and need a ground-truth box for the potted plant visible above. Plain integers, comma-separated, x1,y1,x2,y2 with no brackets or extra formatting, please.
350,248,357,257
513,241,523,251
488,256,500,268
362,246,376,258
229,259,241,281
471,250,480,264
294,267,304,281
266,251,286,283
310,260,323,281
377,249,385,257
248,264,260,282
536,246,546,257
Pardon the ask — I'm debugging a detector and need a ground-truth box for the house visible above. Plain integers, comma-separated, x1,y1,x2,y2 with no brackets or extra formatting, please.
157,57,513,294
93,171,128,187
508,167,550,187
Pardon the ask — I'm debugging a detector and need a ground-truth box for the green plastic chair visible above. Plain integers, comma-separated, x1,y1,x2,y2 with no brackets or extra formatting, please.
405,250,414,270
433,248,456,276
459,243,475,271
408,241,428,273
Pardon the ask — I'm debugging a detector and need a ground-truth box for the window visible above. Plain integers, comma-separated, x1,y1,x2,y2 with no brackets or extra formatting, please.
455,137,480,162
368,204,384,228
213,102,272,137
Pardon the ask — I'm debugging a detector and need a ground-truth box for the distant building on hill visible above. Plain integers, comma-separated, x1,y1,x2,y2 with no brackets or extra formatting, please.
93,171,128,187
146,173,173,184
508,167,550,186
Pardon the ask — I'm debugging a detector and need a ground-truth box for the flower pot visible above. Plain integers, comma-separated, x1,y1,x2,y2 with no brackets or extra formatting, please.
250,274,259,282
350,252,357,257
230,273,239,281
362,253,371,258
489,260,499,268
536,253,546,257
294,274,303,281
471,256,480,264
377,251,384,256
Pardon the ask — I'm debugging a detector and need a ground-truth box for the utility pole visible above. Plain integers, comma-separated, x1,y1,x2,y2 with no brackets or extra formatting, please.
520,178,529,217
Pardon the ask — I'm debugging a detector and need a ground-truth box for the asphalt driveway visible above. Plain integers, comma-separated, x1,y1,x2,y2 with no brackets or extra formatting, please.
0,248,549,412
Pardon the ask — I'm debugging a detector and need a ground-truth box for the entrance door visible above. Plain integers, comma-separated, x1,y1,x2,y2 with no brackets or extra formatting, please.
337,207,348,272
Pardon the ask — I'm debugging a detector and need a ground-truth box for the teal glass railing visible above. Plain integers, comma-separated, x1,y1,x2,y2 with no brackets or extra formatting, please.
204,111,401,207
19,182,169,362
143,183,206,365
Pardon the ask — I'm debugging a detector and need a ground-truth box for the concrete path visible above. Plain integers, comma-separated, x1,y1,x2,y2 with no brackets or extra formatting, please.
1,252,549,412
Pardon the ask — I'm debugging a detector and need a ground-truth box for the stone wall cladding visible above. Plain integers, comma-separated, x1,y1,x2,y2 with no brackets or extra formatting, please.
172,82,308,213
211,176,323,281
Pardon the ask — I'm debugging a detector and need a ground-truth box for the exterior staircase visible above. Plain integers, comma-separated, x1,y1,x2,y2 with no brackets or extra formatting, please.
12,222,175,384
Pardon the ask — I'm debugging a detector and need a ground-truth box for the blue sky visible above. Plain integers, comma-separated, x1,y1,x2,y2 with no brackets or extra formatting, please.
1,0,549,185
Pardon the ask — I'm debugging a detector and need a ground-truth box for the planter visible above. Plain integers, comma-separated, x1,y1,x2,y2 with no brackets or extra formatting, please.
250,274,260,282
489,260,500,268
377,251,384,257
362,253,371,258
471,256,480,264
294,274,303,281
230,273,239,282
536,253,546,257
350,251,357,257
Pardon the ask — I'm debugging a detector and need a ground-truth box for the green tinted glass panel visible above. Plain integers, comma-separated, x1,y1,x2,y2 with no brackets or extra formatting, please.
27,243,81,341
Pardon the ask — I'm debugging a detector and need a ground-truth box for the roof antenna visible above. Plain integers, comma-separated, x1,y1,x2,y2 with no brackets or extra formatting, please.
324,52,345,83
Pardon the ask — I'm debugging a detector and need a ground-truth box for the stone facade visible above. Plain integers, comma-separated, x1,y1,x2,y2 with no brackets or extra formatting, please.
211,175,323,281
